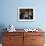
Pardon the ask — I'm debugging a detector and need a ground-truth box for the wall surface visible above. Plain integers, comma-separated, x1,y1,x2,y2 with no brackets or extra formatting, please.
0,0,46,31
0,0,46,44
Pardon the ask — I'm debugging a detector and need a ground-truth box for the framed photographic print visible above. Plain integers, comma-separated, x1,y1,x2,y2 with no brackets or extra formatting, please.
17,7,35,21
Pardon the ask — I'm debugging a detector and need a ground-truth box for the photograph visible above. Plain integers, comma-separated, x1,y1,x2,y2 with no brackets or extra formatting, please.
18,7,35,21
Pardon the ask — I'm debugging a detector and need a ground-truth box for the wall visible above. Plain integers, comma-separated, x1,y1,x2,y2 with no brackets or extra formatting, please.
0,0,46,30
0,0,46,44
